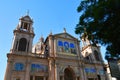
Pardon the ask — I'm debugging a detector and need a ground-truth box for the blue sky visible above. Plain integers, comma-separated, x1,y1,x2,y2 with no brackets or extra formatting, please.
0,0,106,80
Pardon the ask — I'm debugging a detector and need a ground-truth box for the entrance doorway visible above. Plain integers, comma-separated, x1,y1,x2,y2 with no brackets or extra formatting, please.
64,68,75,80
88,78,94,80
88,78,98,80
30,76,43,80
35,76,43,80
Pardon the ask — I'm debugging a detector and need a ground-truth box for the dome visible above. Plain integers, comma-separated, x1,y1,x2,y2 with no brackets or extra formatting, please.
32,36,44,54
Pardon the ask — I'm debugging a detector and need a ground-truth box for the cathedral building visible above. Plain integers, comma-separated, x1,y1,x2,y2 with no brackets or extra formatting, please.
4,15,107,80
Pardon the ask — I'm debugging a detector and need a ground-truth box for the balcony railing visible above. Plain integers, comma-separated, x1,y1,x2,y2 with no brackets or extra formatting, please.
9,51,48,58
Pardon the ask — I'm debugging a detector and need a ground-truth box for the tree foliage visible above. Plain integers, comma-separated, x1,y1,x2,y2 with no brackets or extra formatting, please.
75,0,120,59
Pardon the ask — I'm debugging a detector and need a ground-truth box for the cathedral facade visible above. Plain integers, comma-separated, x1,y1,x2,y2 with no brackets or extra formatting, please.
4,15,107,80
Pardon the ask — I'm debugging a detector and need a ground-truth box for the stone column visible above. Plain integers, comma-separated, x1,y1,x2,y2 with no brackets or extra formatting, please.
48,58,56,80
75,77,77,80
4,59,13,80
29,39,32,53
10,36,15,52
22,23,24,29
48,59,52,80
26,40,30,52
49,35,54,57
16,39,19,51
43,77,46,80
33,76,35,80
54,61,57,80
54,39,57,57
10,36,18,53
80,63,87,80
25,60,30,80
62,76,64,80
56,63,60,80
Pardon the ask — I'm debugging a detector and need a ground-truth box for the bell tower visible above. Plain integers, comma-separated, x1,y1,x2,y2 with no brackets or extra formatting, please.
4,15,35,80
81,34,103,62
10,15,35,53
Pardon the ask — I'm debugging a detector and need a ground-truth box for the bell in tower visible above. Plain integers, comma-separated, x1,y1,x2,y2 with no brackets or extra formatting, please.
4,15,36,80
10,15,35,53
16,15,33,32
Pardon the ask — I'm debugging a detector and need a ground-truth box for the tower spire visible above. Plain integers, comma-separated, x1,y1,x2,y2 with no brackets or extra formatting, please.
63,27,66,33
49,30,52,35
26,9,29,16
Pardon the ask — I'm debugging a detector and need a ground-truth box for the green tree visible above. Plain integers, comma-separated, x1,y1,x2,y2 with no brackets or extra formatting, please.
75,0,120,59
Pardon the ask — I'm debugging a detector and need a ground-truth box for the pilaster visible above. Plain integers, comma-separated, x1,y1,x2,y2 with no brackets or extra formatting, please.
4,59,13,80
48,58,55,80
25,59,31,80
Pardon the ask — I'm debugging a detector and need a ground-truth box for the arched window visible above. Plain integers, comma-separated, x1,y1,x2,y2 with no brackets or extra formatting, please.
70,43,76,54
94,50,101,61
31,64,48,72
85,52,91,61
85,56,90,60
58,40,63,52
14,63,24,71
18,38,27,51
64,41,69,53
24,23,28,30
64,68,75,80
58,40,63,46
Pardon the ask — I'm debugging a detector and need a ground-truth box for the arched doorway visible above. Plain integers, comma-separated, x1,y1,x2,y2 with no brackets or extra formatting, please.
64,68,75,80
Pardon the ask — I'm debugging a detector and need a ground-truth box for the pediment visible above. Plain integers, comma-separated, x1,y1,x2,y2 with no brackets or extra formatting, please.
54,33,77,40
20,15,33,22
